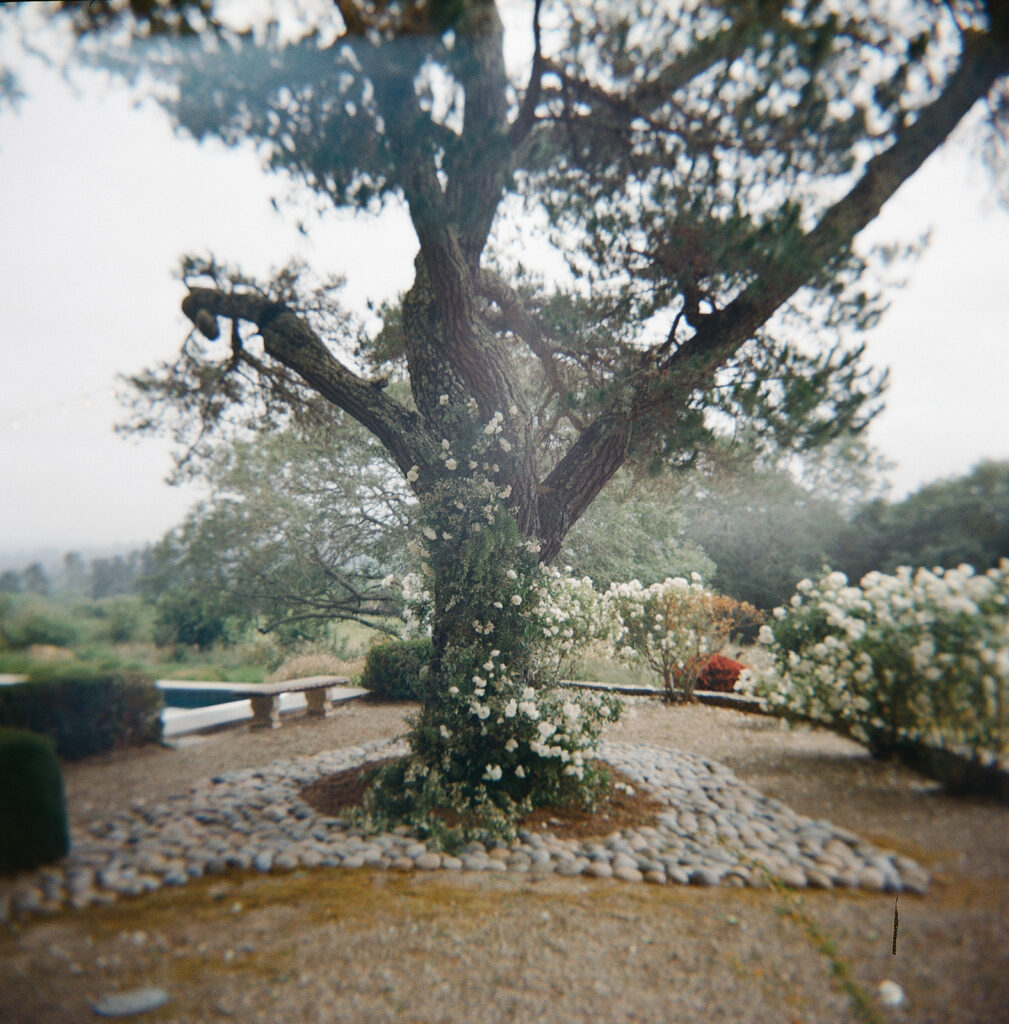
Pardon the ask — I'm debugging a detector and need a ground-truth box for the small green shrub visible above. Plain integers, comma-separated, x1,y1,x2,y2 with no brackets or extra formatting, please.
0,663,163,760
0,727,70,873
93,596,149,645
152,589,228,650
0,599,81,651
359,638,433,700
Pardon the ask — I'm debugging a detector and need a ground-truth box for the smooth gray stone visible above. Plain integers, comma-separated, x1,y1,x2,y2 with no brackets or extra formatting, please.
585,861,613,879
689,867,722,887
555,858,587,877
614,866,644,883
93,987,170,1017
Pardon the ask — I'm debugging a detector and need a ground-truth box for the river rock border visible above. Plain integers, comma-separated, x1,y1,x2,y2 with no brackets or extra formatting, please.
0,739,928,920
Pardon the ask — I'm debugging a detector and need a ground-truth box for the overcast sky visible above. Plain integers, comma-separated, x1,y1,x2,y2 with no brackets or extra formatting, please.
1,33,1008,558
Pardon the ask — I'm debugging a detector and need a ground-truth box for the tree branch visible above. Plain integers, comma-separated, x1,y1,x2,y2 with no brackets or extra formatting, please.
536,27,1009,560
181,287,435,477
508,0,544,147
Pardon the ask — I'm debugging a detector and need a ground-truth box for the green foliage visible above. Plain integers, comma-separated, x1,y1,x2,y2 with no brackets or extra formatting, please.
0,663,163,760
0,570,22,594
559,470,715,588
843,460,1009,579
137,408,411,643
22,562,50,597
0,727,70,874
359,637,433,701
90,595,151,645
675,456,857,610
0,595,82,651
151,587,229,650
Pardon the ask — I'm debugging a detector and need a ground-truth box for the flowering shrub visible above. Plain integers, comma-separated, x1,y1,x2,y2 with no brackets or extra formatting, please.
738,562,1009,761
360,430,621,848
695,653,748,693
604,576,761,698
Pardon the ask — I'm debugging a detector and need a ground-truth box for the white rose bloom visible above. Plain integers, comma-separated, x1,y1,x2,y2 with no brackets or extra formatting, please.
439,725,452,739
438,394,449,405
511,594,523,606
423,526,438,541
483,764,503,782
505,737,518,752
515,765,526,778
504,699,517,718
445,458,458,471
758,625,776,645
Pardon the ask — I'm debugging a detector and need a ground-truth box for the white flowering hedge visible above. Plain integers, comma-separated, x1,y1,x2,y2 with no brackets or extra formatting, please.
604,575,761,697
738,563,1009,761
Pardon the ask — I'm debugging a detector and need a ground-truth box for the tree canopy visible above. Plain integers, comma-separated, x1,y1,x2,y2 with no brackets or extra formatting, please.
23,0,1007,561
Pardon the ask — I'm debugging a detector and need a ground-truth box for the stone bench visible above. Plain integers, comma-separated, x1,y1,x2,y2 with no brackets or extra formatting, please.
219,676,353,730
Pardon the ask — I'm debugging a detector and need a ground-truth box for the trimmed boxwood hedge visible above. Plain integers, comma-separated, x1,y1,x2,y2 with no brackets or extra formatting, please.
0,663,163,760
0,727,70,873
359,638,433,701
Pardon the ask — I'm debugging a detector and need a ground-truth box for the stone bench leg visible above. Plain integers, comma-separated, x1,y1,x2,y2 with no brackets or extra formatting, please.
305,687,334,719
250,694,280,729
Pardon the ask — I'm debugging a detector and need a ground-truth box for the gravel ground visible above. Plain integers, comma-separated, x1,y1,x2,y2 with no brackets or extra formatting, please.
1,697,1007,1023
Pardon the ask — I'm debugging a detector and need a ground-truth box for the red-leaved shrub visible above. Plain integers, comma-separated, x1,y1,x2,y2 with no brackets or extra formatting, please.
695,653,747,693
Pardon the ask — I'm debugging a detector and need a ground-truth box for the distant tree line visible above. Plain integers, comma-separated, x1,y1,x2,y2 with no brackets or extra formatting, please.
0,550,152,601
4,454,1005,654
676,458,1009,610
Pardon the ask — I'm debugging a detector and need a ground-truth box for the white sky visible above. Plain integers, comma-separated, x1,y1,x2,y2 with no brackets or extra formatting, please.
0,35,1008,555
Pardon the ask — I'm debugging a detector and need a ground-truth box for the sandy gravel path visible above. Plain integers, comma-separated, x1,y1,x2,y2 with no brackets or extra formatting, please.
1,698,1006,1023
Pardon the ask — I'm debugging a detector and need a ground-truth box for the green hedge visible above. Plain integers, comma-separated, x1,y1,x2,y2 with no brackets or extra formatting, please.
359,638,433,701
0,727,70,873
0,663,163,760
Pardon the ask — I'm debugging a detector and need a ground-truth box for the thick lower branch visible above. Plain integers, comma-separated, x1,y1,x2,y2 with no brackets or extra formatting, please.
181,288,434,478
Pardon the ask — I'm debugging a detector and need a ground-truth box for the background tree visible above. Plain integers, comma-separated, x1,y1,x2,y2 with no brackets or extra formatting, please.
558,468,715,588
839,459,1009,579
0,571,22,595
21,562,50,598
140,403,413,642
18,0,1009,833
672,446,861,609
58,552,89,598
